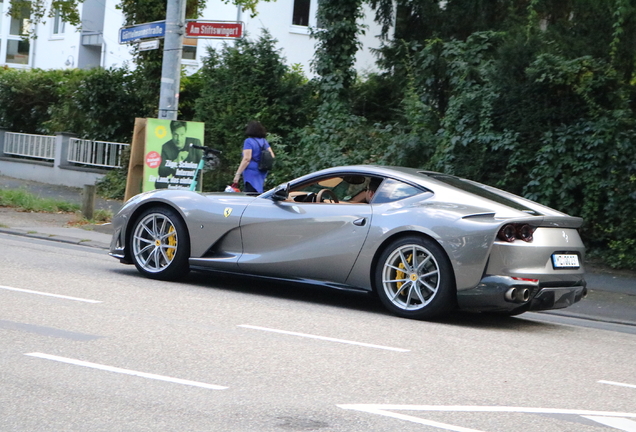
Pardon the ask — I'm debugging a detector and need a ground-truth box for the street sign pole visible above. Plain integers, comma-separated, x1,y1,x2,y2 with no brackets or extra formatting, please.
158,0,186,120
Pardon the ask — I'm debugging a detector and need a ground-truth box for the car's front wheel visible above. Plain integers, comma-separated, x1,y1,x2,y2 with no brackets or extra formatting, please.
130,207,190,280
375,236,455,319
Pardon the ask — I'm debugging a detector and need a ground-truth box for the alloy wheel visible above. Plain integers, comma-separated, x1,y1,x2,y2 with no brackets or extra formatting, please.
132,212,179,273
381,244,441,311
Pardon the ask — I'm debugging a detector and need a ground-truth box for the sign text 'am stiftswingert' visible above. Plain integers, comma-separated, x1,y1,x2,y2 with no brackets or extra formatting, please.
185,21,244,39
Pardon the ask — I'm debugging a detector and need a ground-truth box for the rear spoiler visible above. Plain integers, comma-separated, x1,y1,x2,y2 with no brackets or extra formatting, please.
538,216,584,229
462,213,584,229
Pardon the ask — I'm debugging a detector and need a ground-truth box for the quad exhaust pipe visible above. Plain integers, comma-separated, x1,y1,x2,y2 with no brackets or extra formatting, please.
504,285,587,304
505,287,531,303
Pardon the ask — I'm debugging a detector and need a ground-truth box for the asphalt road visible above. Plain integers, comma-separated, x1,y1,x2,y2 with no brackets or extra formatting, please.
1,235,635,432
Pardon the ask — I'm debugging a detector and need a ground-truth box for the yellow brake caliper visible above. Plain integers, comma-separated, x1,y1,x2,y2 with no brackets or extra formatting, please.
395,253,413,295
166,226,177,261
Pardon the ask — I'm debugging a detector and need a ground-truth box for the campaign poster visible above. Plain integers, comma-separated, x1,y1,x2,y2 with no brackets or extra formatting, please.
143,119,205,192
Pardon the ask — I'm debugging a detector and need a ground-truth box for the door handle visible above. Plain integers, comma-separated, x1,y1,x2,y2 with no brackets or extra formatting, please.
353,218,366,226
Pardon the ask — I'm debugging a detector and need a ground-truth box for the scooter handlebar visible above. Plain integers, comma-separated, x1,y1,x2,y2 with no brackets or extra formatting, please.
190,144,222,155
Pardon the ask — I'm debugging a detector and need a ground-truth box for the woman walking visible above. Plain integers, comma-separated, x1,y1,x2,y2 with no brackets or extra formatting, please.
233,120,275,193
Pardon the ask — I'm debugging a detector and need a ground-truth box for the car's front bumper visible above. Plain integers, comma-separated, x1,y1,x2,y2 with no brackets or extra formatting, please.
109,216,132,264
457,275,587,313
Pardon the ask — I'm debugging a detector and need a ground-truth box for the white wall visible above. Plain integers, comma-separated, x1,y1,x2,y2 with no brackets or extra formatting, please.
102,1,135,68
30,0,134,70
31,20,81,70
194,0,382,77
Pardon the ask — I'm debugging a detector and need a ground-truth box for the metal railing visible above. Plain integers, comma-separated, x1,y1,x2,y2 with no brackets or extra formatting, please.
68,138,128,169
3,132,56,161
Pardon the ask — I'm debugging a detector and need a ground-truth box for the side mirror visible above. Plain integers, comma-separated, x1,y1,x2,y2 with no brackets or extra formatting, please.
272,183,290,201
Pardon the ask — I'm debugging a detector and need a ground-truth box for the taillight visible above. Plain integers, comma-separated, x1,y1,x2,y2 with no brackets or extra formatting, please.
517,224,535,242
497,224,536,243
498,224,517,242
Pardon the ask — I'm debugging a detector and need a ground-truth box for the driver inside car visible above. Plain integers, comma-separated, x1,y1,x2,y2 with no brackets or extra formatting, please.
347,177,382,203
290,176,382,203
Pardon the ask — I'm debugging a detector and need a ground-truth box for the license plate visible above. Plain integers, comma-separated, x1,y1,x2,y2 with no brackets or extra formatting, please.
552,254,580,268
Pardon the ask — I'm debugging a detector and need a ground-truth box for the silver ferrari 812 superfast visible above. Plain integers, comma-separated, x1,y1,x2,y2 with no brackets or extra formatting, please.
109,165,587,319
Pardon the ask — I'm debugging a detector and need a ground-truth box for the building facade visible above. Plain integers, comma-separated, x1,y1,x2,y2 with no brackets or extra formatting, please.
0,0,382,76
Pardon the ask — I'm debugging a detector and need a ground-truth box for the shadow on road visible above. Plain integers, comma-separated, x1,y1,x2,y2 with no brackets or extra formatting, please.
104,268,580,332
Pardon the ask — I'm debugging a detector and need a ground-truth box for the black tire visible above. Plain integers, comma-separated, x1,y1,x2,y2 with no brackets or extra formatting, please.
129,207,190,280
375,236,456,320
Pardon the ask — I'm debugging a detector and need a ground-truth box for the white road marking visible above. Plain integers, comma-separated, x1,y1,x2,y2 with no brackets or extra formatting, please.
338,405,636,416
582,416,636,432
338,405,636,432
25,353,227,390
0,285,101,303
238,325,410,352
600,380,636,390
341,407,483,432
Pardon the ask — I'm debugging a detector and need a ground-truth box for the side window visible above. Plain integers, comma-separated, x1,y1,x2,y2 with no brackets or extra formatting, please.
291,0,321,31
372,178,426,204
292,0,310,26
182,37,197,60
6,2,30,65
52,9,65,36
289,175,368,203
10,3,30,36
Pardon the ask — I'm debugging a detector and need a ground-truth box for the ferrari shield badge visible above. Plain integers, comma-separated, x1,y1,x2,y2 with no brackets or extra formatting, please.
224,207,233,218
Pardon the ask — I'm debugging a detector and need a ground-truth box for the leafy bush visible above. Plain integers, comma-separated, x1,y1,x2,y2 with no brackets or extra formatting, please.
303,17,635,270
0,67,152,142
605,239,636,270
47,67,149,142
388,31,636,269
0,67,70,133
523,118,636,270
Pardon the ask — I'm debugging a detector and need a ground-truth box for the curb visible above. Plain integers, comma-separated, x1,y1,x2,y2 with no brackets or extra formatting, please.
0,227,110,250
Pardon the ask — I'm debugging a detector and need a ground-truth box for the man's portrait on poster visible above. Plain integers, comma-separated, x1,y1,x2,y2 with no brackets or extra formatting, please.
154,120,203,190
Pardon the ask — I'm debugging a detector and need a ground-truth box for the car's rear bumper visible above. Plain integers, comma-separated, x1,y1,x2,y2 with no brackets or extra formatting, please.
528,285,587,310
457,275,587,313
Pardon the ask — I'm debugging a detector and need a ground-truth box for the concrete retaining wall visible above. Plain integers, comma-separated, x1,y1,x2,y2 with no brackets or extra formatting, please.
0,129,109,187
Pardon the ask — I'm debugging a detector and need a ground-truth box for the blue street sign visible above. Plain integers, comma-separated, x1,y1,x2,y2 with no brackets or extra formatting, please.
119,21,166,44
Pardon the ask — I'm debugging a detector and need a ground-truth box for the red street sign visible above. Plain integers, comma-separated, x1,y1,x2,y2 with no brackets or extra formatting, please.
185,21,244,39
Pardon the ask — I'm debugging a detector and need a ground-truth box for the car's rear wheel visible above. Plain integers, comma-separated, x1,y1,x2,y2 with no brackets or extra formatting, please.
130,207,190,280
375,236,455,319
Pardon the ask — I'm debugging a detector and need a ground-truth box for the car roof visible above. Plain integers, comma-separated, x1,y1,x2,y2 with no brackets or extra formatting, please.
297,165,466,191
293,165,568,217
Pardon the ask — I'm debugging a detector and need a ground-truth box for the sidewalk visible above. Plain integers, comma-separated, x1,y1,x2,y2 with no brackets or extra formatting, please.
0,175,120,249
